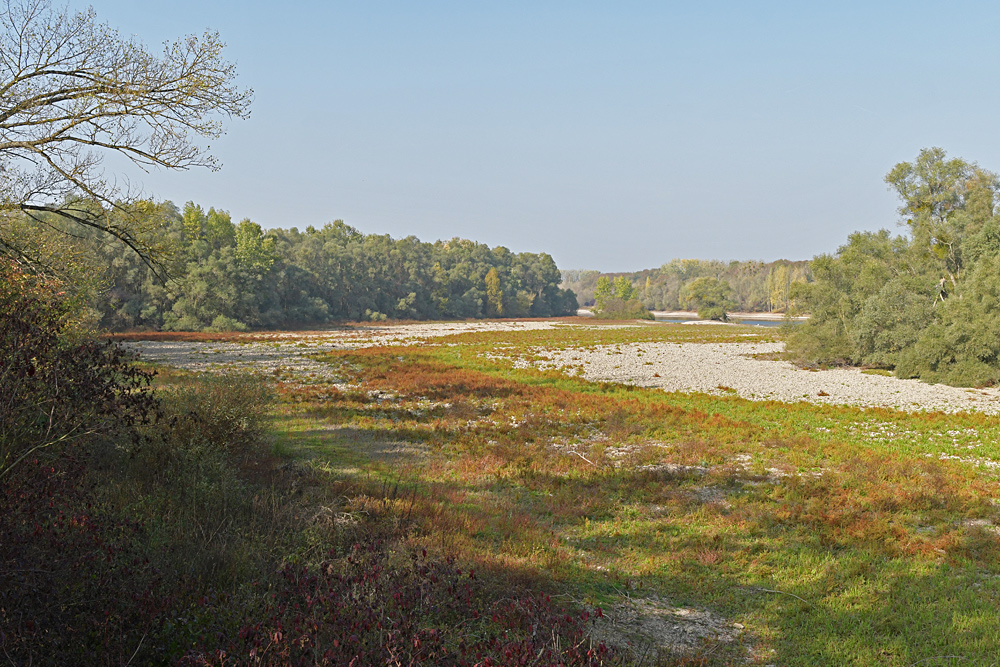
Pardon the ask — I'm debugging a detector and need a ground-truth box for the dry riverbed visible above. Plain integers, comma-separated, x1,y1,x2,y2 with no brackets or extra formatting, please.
124,320,1000,663
127,320,1000,414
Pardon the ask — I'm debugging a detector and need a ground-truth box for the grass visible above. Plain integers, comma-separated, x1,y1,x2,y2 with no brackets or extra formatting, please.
155,321,1000,664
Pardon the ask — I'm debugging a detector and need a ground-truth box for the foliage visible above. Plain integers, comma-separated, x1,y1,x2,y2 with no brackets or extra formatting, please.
183,542,614,667
562,258,809,313
157,370,275,456
0,259,156,479
789,148,1000,386
0,0,251,275
680,276,736,321
85,207,578,330
592,275,652,319
0,365,289,665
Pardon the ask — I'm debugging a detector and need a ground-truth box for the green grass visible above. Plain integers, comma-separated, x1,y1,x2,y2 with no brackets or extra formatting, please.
239,321,1000,664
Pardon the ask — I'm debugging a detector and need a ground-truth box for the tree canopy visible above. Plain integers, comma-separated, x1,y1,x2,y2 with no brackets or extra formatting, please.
74,202,578,330
590,275,652,320
680,276,735,321
562,259,809,314
0,0,251,277
788,148,1000,387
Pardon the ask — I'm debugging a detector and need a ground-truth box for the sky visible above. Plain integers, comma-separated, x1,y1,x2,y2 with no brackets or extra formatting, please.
85,0,1000,271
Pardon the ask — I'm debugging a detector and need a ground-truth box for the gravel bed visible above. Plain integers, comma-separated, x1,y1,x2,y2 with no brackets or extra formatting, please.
126,321,1000,414
124,320,564,382
542,341,1000,414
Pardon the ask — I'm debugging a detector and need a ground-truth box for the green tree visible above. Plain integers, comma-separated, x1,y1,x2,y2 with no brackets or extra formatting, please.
485,267,503,317
234,219,276,272
789,148,1000,385
681,276,736,321
0,0,252,277
593,276,613,311
612,276,635,302
884,147,998,290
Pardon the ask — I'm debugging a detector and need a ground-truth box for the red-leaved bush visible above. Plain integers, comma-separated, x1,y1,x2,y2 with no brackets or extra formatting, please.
181,541,616,667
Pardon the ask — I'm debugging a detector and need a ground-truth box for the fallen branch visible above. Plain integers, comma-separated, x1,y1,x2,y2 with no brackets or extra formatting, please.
748,586,814,608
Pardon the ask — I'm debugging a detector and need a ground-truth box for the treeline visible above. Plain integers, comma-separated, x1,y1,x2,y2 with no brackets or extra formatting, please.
788,148,1000,387
562,258,810,313
82,202,577,331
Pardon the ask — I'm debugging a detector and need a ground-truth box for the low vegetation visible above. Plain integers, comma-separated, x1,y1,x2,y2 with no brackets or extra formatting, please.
31,317,993,665
288,325,1000,665
0,265,614,666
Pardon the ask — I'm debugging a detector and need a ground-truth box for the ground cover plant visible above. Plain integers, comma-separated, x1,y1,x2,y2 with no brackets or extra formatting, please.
244,321,1000,665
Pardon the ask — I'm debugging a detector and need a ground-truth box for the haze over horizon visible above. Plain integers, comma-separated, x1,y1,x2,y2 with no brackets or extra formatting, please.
86,1,1000,272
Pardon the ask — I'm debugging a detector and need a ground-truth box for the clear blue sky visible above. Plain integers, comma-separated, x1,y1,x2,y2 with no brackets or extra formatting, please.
87,1,1000,271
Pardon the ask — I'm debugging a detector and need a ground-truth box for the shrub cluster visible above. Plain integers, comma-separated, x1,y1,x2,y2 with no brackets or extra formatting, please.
0,260,156,480
182,541,615,667
592,276,653,320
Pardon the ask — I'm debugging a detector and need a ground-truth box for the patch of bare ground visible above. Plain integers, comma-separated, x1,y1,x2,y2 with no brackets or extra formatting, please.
591,595,745,662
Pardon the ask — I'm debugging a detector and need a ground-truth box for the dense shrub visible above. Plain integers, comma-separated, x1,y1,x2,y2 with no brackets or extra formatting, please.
680,276,736,321
0,260,163,664
182,541,616,667
788,149,1000,386
0,260,156,479
0,453,169,665
157,370,276,456
592,276,653,320
593,296,655,320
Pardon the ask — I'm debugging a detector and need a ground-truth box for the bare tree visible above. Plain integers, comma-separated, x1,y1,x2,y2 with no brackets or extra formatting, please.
0,0,252,277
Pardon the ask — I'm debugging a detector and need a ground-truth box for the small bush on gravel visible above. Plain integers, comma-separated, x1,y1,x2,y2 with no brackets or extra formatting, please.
594,297,654,320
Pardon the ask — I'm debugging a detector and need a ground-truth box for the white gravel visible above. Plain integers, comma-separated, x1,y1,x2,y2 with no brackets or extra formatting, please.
540,341,1000,414
126,321,1000,414
124,320,566,382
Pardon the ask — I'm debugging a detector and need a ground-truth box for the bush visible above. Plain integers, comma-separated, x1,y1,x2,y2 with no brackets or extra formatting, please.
0,260,162,664
182,541,616,667
680,277,735,321
850,279,933,368
594,297,654,320
158,370,275,456
0,260,156,480
206,314,249,332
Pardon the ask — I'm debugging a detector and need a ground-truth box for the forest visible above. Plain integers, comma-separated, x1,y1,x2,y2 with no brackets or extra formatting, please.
562,258,810,313
62,202,579,331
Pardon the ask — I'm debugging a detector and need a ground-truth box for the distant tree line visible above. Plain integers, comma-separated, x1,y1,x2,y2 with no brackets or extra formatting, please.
788,148,1000,387
18,201,577,331
562,258,810,313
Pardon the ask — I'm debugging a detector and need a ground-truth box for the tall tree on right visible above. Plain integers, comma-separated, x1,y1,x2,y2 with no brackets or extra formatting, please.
789,148,1000,386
